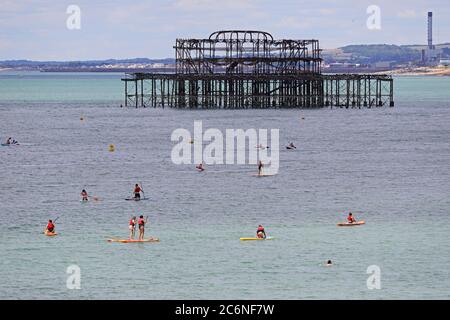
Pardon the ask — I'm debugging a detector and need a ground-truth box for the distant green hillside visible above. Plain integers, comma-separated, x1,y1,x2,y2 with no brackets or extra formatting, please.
403,43,450,51
339,45,421,63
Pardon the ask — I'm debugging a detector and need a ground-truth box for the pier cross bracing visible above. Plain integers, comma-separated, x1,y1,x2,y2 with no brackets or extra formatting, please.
122,30,394,109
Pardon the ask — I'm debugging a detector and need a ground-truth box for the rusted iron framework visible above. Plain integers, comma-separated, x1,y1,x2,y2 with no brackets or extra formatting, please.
122,30,394,109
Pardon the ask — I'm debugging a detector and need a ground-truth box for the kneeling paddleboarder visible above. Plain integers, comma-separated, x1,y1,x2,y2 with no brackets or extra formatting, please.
46,220,55,233
256,225,266,239
347,212,356,223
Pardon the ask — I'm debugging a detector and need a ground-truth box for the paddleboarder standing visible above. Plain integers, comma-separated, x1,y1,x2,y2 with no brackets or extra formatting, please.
129,216,137,239
134,184,142,200
258,161,264,176
138,215,148,240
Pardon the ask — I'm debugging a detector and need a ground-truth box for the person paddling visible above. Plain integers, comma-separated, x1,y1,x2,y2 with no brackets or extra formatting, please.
45,220,55,234
256,225,266,239
81,189,89,202
288,142,296,149
138,215,148,240
134,184,142,200
258,161,264,176
129,216,137,239
347,212,356,223
196,163,205,172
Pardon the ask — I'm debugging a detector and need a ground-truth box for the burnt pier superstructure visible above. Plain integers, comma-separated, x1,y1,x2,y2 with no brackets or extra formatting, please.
122,30,394,109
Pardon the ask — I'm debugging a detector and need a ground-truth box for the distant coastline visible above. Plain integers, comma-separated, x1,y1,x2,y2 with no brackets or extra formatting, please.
377,66,450,76
2,66,449,76
2,42,449,75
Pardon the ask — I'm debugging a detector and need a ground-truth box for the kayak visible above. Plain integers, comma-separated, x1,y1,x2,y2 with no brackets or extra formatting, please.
125,198,149,201
240,236,274,241
44,231,58,236
107,238,159,243
337,220,365,227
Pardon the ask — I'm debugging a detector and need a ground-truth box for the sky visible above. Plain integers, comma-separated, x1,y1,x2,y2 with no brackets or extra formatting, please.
0,0,449,60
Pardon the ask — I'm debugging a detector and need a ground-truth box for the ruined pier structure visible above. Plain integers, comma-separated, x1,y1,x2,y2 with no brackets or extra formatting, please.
122,30,394,109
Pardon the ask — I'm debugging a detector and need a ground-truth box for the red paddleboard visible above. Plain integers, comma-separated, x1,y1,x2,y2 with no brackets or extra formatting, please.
337,220,365,227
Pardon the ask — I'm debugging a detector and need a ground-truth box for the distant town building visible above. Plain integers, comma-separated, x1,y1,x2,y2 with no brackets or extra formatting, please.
440,59,450,66
373,61,393,68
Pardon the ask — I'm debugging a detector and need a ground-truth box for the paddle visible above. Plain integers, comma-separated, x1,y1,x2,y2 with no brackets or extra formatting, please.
140,182,146,200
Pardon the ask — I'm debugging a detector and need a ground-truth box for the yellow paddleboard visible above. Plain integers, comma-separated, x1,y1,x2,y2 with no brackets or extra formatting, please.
240,236,274,241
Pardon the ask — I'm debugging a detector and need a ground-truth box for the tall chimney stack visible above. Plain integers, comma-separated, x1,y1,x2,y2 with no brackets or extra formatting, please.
428,12,433,49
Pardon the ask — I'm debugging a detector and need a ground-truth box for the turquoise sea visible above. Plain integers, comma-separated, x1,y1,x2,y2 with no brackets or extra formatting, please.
0,72,449,299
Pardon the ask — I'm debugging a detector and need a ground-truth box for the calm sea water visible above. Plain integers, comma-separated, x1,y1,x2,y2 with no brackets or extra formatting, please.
0,72,449,299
